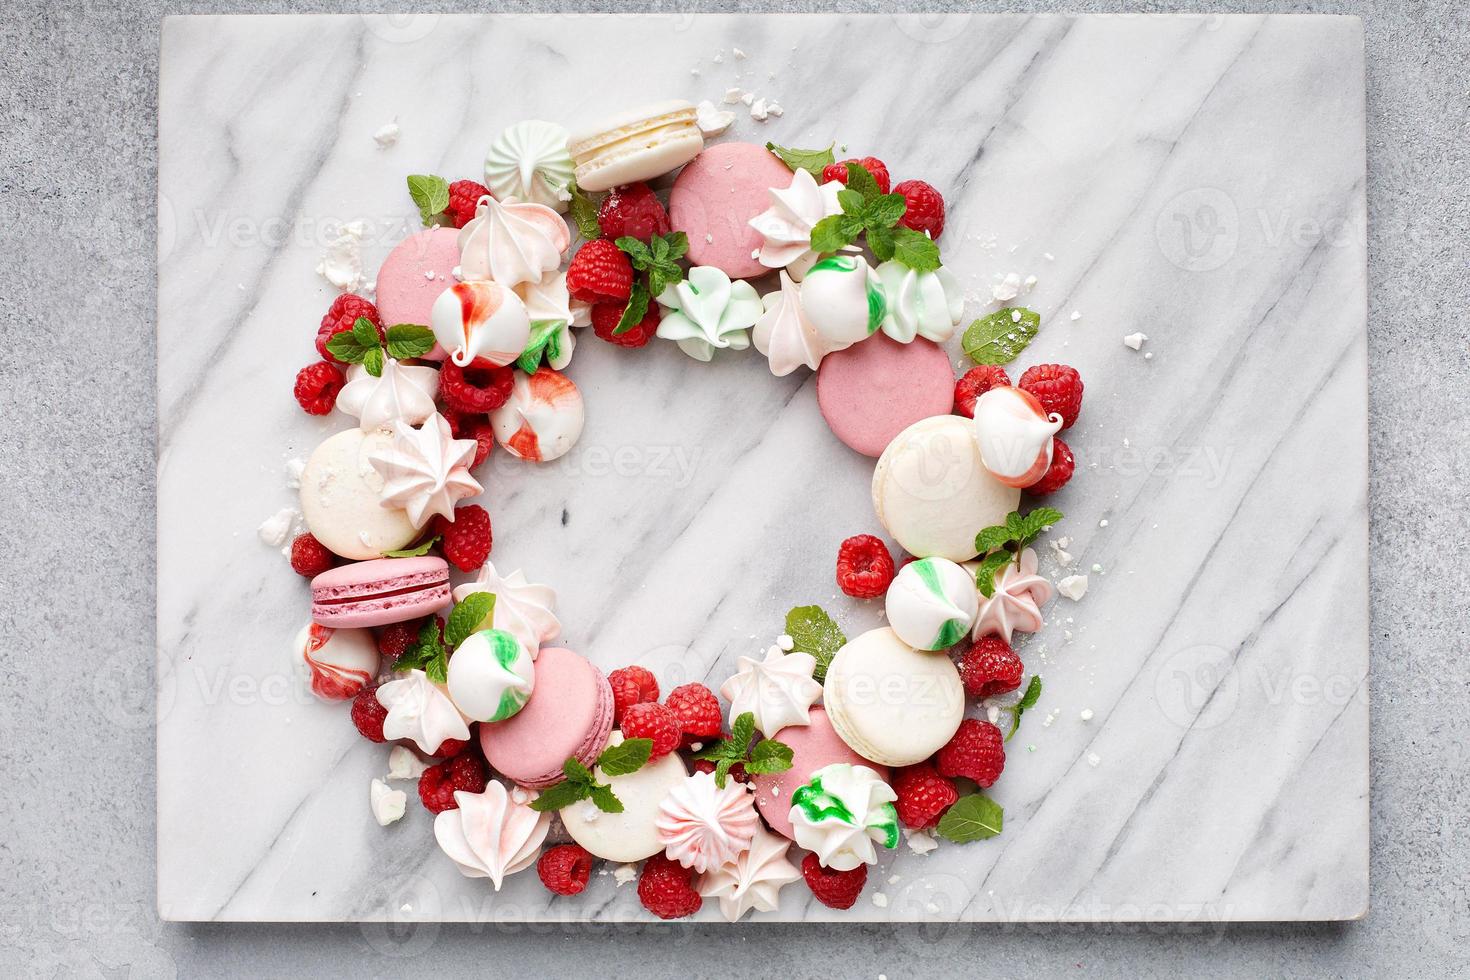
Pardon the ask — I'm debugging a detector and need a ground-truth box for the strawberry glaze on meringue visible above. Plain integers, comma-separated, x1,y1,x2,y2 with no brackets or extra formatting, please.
972,386,1064,488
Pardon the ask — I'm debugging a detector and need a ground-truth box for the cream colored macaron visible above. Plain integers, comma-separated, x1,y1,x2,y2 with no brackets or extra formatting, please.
823,628,965,767
568,100,704,192
560,731,688,862
299,428,417,560
871,414,1020,561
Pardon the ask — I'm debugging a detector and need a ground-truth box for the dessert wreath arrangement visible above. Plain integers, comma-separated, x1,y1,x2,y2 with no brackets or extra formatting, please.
282,99,1089,920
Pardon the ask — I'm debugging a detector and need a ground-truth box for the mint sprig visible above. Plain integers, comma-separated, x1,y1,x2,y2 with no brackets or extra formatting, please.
962,308,1041,365
1004,675,1043,741
692,712,794,787
935,794,1004,844
617,232,688,298
382,535,439,558
784,605,846,682
766,141,836,178
529,739,654,813
391,616,449,683
407,174,451,227
444,592,495,648
808,162,941,272
567,181,602,240
325,319,433,377
612,280,651,336
973,508,1063,597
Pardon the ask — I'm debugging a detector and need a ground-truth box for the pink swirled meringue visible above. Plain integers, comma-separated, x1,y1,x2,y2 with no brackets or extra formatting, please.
430,279,531,368
294,622,378,701
972,386,1064,488
433,780,551,890
655,770,759,874
368,412,483,529
972,547,1054,643
451,560,561,657
335,359,440,431
457,194,570,288
697,825,802,922
488,368,584,463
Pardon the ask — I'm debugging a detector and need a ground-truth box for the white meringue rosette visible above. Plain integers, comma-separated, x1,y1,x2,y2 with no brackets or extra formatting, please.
376,668,471,755
446,628,535,723
970,547,1053,643
655,770,760,875
875,259,964,344
483,120,574,212
748,167,844,279
451,561,561,656
884,557,980,651
751,270,846,376
457,194,570,287
697,825,802,922
718,646,821,735
799,255,886,347
654,266,764,361
972,386,1064,488
430,279,532,368
335,359,440,431
433,780,551,890
294,622,379,701
789,763,900,871
368,412,483,529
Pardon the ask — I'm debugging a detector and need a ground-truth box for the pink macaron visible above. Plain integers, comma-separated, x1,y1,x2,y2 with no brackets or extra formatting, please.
752,707,888,840
479,646,614,789
816,333,956,457
309,556,452,628
669,142,793,280
375,227,458,358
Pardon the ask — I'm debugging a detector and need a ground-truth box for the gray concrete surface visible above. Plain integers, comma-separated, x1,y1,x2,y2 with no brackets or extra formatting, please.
2,0,1467,977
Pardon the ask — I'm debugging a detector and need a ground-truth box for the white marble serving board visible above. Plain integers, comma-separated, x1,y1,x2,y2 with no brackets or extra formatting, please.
157,13,1369,922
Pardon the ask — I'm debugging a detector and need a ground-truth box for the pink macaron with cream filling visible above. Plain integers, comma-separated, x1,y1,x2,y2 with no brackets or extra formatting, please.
670,142,794,280
309,556,452,628
479,646,614,789
375,227,458,359
816,333,956,457
752,707,888,840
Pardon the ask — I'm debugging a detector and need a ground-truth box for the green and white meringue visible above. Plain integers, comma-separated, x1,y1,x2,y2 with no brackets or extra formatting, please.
789,763,900,871
484,119,574,212
446,628,535,723
798,255,886,348
655,265,763,361
875,259,964,344
884,556,980,651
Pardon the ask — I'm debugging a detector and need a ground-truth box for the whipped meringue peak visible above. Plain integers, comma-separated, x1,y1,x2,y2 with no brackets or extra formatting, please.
335,358,440,431
484,120,574,212
752,270,845,376
655,770,760,874
451,561,561,656
654,265,763,362
697,825,802,922
430,279,532,368
457,194,570,288
376,668,471,755
748,167,844,279
875,259,964,344
433,780,551,890
368,412,483,529
719,645,821,736
972,386,1063,488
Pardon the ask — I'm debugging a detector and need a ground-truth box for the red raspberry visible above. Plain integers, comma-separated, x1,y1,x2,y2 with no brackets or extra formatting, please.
608,666,660,725
446,179,491,229
376,618,422,659
957,637,1024,700
538,844,594,897
417,752,489,814
350,686,389,743
432,504,492,573
836,534,896,599
1027,437,1075,495
693,758,751,784
289,533,334,577
935,719,1006,788
596,183,671,241
637,854,702,920
293,361,346,416
590,301,659,348
1018,363,1084,430
953,365,1012,418
665,683,722,741
893,179,946,240
430,736,469,759
565,239,634,304
892,763,959,829
620,702,681,760
820,157,892,195
316,294,383,362
443,407,495,468
439,357,514,414
801,853,867,909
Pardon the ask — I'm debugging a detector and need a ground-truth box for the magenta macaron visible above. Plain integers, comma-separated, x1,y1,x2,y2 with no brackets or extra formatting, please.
309,556,452,628
669,141,794,280
816,333,956,457
752,707,888,840
479,646,614,789
374,227,458,358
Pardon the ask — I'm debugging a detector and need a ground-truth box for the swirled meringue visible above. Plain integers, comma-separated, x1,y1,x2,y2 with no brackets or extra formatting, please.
447,628,535,723
884,557,979,651
457,194,570,288
335,359,440,431
748,167,844,279
697,825,802,922
376,668,471,755
789,763,900,871
655,770,760,874
483,120,574,212
718,645,821,736
489,368,584,462
752,270,845,376
451,561,561,656
655,266,763,361
368,413,483,529
971,547,1053,643
799,255,886,347
433,780,551,890
875,260,964,343
430,279,532,368
973,386,1064,487
514,271,584,371
294,622,378,701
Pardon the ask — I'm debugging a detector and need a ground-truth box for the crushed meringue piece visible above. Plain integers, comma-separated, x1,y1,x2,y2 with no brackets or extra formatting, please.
613,863,638,886
370,779,407,826
906,830,938,855
1087,753,1101,768
991,272,1022,303
740,91,755,106
722,87,744,104
749,97,770,122
695,100,736,137
776,633,795,652
872,893,889,908
733,47,747,59
1123,332,1148,350
1080,708,1094,722
1069,310,1082,321
284,457,306,489
373,121,400,148
257,507,298,548
1057,575,1089,601
315,220,366,291
1023,274,1038,290
386,745,430,781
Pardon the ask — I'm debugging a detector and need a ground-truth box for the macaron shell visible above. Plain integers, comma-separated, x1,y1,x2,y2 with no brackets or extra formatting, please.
817,333,956,457
299,428,419,560
670,142,794,280
569,102,703,192
560,731,689,862
752,707,886,841
309,556,453,628
479,647,613,789
822,628,966,768
375,227,458,359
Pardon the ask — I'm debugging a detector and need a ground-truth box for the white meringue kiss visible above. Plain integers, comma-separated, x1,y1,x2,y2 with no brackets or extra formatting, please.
430,279,532,368
972,386,1063,488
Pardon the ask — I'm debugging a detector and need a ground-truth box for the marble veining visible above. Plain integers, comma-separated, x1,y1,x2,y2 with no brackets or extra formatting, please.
157,13,1368,922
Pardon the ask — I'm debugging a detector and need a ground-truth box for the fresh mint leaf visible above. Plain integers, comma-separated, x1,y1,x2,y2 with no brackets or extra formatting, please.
729,712,756,753
598,738,652,777
936,794,1004,843
975,550,1014,599
765,141,836,178
384,324,435,360
843,161,880,201
746,738,793,775
836,188,867,215
865,192,908,228
612,280,651,336
714,759,735,788
567,181,602,240
361,346,384,377
615,236,654,269
1006,675,1044,741
383,535,439,558
444,592,495,649
407,173,450,227
529,779,586,812
809,214,857,255
352,316,381,347
589,784,624,814
891,227,942,272
325,332,370,364
1021,507,1064,540
562,757,595,786
662,231,689,263
866,224,896,263
974,525,1013,556
785,605,847,682
962,308,1041,365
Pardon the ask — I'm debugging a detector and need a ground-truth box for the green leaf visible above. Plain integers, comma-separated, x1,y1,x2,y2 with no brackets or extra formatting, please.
422,649,447,684
691,740,736,763
324,331,370,364
962,308,1041,366
612,280,651,336
517,320,563,374
567,181,602,240
562,757,595,786
746,738,794,775
662,231,689,263
891,227,942,272
785,605,847,682
598,738,652,777
1021,507,1064,539
384,324,435,360
866,224,896,263
765,141,836,178
730,712,756,751
809,214,857,255
444,592,496,649
1007,675,1044,741
589,784,624,814
361,346,384,378
529,779,588,812
843,160,880,201
974,525,1013,556
382,535,439,558
393,616,448,677
976,550,1014,599
713,758,734,789
936,794,1004,843
407,174,450,226
865,192,908,228
1005,512,1028,538
836,188,867,215
352,316,381,347
615,236,654,270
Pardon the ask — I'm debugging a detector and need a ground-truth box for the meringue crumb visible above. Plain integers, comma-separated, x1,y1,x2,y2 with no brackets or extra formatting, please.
906,830,938,855
1057,575,1089,601
613,864,638,886
1023,274,1038,290
749,98,770,122
871,893,889,908
1091,563,1103,574
722,88,742,104
1069,310,1082,321
1043,252,1055,261
733,47,747,59
991,272,1022,303
1144,351,1154,360
369,779,407,826
1099,519,1109,528
1087,752,1102,768
284,457,306,489
695,100,735,138
777,633,795,651
713,52,724,64
257,508,298,548
386,745,430,781
373,121,400,148
1010,309,1022,323
740,91,755,106
1123,331,1148,350
1080,708,1095,721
